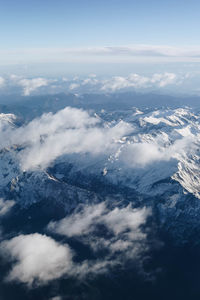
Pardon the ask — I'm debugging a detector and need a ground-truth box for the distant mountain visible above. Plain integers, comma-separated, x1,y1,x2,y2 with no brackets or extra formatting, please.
1,91,200,122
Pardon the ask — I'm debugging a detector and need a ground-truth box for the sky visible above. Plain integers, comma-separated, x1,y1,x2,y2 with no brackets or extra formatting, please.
1,0,200,47
1,0,200,76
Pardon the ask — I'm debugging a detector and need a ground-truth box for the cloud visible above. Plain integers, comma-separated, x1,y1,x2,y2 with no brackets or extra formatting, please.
0,106,132,170
0,203,150,287
151,72,177,87
2,45,200,65
0,233,73,286
69,83,80,90
65,72,179,93
119,136,194,169
0,199,15,216
0,77,5,87
0,72,190,95
121,142,166,167
17,78,50,96
9,75,54,95
101,72,178,91
48,202,150,261
0,105,196,174
48,202,106,237
0,105,195,173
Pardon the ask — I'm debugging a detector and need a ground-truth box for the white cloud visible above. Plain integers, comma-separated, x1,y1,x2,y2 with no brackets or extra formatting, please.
0,72,190,95
101,72,177,91
151,72,177,87
121,142,165,167
48,203,106,237
0,203,150,286
9,75,53,95
82,77,99,86
0,233,73,286
0,106,196,172
18,78,50,96
2,45,200,65
0,77,5,87
48,202,150,260
69,83,80,90
119,135,194,169
0,198,15,216
0,107,132,170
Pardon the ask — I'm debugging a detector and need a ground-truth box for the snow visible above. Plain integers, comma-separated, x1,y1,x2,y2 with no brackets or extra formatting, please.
1,106,200,208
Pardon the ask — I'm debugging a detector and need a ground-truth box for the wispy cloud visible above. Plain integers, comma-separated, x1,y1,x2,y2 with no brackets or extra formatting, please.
0,77,5,87
0,199,15,216
2,45,200,65
0,203,150,287
48,202,150,261
48,202,150,278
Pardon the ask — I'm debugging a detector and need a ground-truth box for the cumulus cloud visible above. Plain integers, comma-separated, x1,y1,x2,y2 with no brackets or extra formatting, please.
0,105,197,173
0,105,196,172
9,75,54,95
64,72,179,93
0,233,73,286
18,78,50,96
151,72,177,87
0,198,15,216
0,106,132,170
101,72,177,92
0,72,188,95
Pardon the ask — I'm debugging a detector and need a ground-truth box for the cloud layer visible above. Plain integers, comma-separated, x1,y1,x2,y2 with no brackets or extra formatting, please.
101,72,177,91
2,45,200,65
0,71,191,95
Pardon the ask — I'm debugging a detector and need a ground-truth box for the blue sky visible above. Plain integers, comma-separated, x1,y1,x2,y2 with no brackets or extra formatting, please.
1,0,200,48
1,0,200,76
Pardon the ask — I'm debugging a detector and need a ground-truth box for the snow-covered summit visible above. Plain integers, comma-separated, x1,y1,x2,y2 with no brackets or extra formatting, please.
1,107,200,241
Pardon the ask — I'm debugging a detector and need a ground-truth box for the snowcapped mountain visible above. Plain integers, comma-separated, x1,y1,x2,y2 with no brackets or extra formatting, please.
1,104,200,242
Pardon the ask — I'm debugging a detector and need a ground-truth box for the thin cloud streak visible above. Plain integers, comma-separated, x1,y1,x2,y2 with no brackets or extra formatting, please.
2,45,200,65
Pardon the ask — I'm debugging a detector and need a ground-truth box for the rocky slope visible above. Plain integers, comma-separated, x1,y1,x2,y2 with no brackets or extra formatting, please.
1,107,200,242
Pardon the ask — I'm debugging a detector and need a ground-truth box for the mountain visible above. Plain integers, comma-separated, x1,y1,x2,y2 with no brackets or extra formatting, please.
1,101,200,243
2,93,200,299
